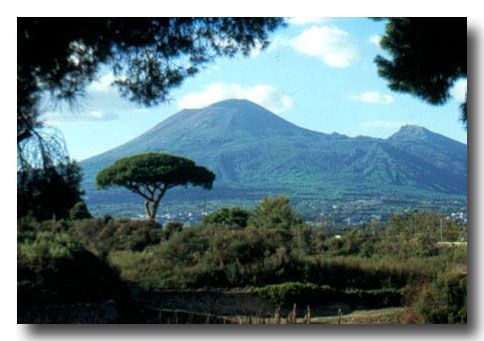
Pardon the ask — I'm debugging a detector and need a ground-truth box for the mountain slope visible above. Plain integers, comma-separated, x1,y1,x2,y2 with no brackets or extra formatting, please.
80,99,467,205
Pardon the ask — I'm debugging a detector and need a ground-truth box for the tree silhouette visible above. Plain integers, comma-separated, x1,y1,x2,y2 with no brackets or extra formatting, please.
17,17,284,167
375,18,467,123
17,162,84,220
17,17,283,220
96,153,215,221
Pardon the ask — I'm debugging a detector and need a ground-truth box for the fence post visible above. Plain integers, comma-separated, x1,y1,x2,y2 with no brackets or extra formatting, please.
274,306,281,324
305,305,311,324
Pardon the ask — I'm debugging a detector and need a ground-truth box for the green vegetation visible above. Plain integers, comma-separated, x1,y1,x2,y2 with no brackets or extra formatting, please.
248,196,302,230
203,207,251,228
17,217,145,323
375,18,467,122
254,282,333,307
254,282,402,311
17,162,85,221
164,221,185,240
69,201,92,220
17,17,467,324
101,197,466,323
17,196,467,323
69,218,163,258
310,307,405,324
18,218,83,270
96,153,215,221
409,270,467,323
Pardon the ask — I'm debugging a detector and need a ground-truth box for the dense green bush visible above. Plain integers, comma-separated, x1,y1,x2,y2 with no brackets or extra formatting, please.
253,282,402,309
18,222,82,271
325,229,379,257
411,271,467,323
343,288,403,308
109,222,421,290
254,282,331,307
203,207,251,228
100,206,466,297
317,212,466,260
69,201,92,220
69,218,163,257
109,225,284,288
378,212,465,259
17,204,467,323
164,221,184,240
17,162,84,221
17,216,71,236
17,219,142,322
248,196,302,230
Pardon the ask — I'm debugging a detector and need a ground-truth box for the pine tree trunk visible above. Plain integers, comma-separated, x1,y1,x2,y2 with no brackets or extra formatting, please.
145,200,154,221
151,199,160,221
145,199,160,221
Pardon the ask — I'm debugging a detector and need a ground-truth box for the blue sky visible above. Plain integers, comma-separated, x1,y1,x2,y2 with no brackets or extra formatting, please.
43,17,468,161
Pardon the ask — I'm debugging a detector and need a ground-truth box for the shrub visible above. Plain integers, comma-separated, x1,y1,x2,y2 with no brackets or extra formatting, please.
248,196,302,230
70,218,163,257
109,222,420,290
411,271,467,323
17,220,141,322
18,226,82,271
343,288,403,308
106,210,466,294
111,224,289,288
329,229,380,257
290,225,313,257
69,201,92,220
17,162,84,221
254,282,331,307
164,221,184,240
203,207,251,228
379,212,465,259
253,282,402,309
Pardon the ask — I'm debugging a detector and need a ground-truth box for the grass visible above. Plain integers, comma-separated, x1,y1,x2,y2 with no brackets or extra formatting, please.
308,307,405,324
212,307,406,324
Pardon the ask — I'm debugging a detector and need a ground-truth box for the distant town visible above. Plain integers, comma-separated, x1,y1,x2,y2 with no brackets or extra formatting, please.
89,197,467,228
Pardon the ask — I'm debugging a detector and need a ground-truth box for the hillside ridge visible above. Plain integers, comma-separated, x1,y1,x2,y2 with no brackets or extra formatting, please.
80,99,467,207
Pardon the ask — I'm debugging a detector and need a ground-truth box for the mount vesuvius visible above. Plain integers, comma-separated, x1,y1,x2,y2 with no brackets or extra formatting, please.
80,99,467,207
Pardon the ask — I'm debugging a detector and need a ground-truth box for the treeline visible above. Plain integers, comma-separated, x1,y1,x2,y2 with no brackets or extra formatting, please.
17,196,467,323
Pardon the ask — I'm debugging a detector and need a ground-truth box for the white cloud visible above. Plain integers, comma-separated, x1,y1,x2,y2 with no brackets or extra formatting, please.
351,91,394,104
265,34,288,53
42,110,118,122
369,34,382,47
289,25,358,68
450,78,467,103
177,83,294,113
286,17,328,25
